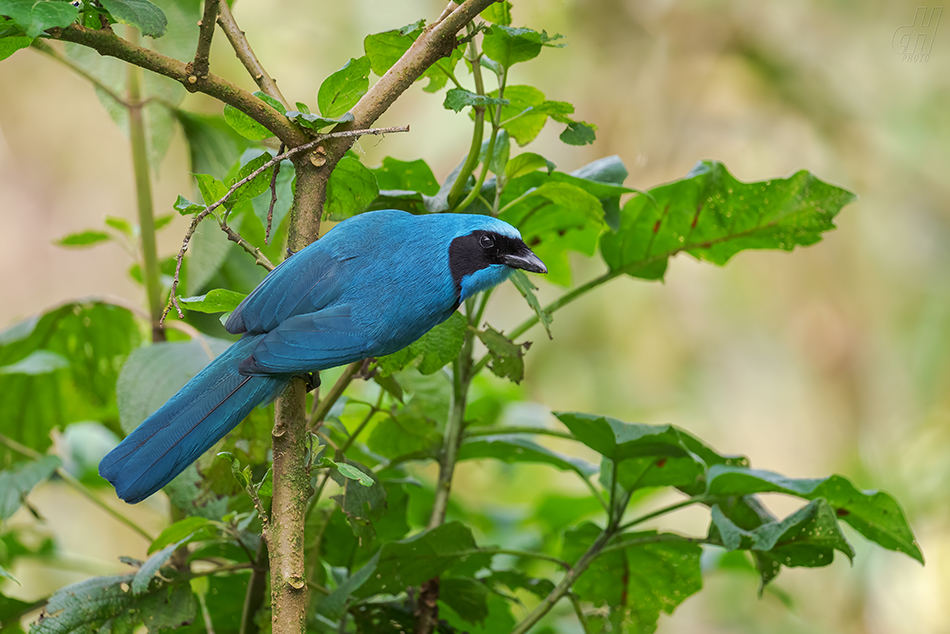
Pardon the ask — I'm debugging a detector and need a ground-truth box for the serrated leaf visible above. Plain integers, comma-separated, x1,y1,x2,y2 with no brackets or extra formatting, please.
325,155,379,220
509,270,553,339
132,536,190,595
0,0,77,38
32,574,195,634
482,26,564,68
178,289,247,314
600,160,857,280
443,88,509,113
476,326,525,383
706,465,923,564
354,522,479,596
55,230,110,247
318,56,371,118
412,311,467,375
98,0,166,37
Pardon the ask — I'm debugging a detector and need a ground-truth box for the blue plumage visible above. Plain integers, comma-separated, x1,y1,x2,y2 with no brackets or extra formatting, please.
100,210,546,503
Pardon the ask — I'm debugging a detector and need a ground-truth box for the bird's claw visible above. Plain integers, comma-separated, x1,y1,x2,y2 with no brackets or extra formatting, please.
304,372,321,392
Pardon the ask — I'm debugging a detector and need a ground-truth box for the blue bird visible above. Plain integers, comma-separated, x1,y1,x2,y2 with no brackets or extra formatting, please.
100,210,547,503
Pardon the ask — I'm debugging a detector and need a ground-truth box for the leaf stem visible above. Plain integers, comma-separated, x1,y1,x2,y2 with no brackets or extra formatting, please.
126,28,165,343
618,495,722,532
462,426,575,441
0,433,155,542
447,24,486,207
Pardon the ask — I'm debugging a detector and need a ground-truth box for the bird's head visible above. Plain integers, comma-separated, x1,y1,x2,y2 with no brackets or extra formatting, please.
448,217,547,301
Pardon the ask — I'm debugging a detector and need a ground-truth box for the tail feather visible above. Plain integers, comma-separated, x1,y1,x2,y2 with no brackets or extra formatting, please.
100,337,287,504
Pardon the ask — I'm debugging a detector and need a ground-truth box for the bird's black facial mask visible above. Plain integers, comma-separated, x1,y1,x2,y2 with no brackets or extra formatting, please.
448,230,547,300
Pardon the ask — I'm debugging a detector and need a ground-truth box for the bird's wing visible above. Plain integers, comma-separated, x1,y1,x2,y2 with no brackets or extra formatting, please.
240,304,370,375
225,246,348,335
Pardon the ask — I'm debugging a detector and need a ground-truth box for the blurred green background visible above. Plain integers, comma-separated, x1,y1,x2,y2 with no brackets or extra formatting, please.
1,0,948,632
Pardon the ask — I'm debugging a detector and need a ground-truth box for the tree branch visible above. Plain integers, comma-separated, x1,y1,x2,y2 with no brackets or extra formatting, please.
161,125,408,323
192,0,219,80
52,24,307,146
216,0,289,109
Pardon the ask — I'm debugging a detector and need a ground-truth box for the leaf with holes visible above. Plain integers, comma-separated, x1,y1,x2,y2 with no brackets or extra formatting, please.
600,160,856,280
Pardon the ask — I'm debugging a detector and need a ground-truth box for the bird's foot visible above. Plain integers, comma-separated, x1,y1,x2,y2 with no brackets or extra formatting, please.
304,372,321,392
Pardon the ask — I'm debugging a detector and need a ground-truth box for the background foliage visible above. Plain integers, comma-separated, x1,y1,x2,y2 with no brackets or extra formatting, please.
0,1,947,633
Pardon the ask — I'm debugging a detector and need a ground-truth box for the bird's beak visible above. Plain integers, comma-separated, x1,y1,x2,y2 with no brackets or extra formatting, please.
503,246,547,274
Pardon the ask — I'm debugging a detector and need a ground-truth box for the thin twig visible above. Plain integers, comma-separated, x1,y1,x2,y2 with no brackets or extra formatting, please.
30,39,131,107
219,220,275,271
215,0,288,109
308,361,363,429
191,0,219,81
161,126,408,323
266,143,285,243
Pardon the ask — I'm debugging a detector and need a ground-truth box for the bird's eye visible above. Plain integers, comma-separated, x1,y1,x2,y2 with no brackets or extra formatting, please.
479,235,494,249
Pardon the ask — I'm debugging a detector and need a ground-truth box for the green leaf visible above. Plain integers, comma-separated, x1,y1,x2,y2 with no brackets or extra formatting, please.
316,551,381,620
177,111,251,177
0,302,141,453
0,34,31,61
334,462,374,487
0,350,68,375
562,524,702,632
174,194,204,216
0,0,77,37
98,0,166,37
178,289,247,314
371,157,439,195
439,577,490,626
355,522,479,596
0,455,61,521
251,158,294,240
443,88,509,113
55,230,110,248
32,575,195,634
413,312,467,375
318,56,371,118
116,337,231,434
286,109,354,132
148,516,213,554
505,152,553,181
495,84,547,145
482,26,564,68
223,97,273,140
227,151,274,208
559,120,597,145
367,413,441,461
600,160,857,280
104,216,133,237
192,173,229,207
706,465,923,563
0,563,18,585
458,434,597,478
480,1,512,25
363,20,425,75
325,155,379,220
132,536,191,595
509,270,553,339
476,326,526,383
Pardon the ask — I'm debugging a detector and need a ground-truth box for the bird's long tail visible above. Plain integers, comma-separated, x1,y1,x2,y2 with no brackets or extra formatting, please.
100,336,287,504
